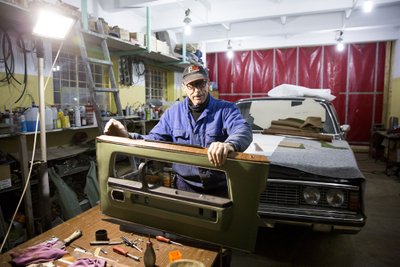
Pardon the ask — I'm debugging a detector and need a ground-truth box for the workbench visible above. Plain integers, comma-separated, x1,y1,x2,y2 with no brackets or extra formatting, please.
0,206,219,266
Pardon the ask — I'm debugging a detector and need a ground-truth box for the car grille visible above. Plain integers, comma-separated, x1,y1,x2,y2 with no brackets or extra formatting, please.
259,181,350,210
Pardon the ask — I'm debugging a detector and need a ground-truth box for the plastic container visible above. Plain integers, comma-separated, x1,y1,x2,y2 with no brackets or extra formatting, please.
19,114,27,133
24,105,39,132
45,106,53,130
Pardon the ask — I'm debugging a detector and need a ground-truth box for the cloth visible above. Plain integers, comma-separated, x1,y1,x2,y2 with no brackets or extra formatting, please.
10,238,67,266
69,258,106,267
130,95,252,190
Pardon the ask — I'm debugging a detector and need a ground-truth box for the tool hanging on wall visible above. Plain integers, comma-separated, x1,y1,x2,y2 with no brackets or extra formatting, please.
75,20,124,133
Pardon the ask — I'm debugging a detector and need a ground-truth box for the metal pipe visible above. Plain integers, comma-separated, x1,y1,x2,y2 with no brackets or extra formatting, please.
146,6,151,53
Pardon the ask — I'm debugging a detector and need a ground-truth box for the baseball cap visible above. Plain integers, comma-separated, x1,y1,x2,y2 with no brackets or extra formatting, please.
182,65,209,84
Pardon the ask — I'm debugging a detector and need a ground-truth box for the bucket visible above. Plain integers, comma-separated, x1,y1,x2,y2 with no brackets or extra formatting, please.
24,106,39,132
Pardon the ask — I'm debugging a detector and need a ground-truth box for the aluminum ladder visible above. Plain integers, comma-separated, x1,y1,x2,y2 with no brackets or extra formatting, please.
75,20,123,133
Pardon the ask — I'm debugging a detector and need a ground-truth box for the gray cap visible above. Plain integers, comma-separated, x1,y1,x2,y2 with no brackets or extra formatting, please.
182,65,209,84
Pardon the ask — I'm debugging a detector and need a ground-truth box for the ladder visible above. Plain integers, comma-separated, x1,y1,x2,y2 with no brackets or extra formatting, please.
75,20,124,133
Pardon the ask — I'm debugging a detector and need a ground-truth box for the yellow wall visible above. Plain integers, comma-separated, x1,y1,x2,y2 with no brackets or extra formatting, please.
389,77,400,121
0,73,54,110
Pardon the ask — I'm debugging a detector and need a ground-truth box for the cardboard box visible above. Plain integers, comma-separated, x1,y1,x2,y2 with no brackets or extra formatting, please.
119,28,130,42
145,35,157,52
130,32,145,46
0,164,12,190
156,40,170,55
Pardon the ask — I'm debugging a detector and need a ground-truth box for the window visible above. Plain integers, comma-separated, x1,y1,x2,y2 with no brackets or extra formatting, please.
145,67,166,101
52,52,109,111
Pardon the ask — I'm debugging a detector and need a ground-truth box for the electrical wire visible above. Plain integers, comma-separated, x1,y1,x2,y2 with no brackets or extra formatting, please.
0,36,68,253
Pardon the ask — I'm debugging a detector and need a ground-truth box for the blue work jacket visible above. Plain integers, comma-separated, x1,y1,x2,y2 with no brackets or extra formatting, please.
134,95,253,189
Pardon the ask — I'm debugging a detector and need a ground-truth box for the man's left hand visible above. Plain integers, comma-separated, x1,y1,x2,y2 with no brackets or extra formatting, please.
207,142,235,167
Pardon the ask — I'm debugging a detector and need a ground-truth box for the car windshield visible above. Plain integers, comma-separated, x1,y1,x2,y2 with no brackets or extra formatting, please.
236,98,337,134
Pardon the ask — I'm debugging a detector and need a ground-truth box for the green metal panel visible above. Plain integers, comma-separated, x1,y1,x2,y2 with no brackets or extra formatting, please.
97,135,269,252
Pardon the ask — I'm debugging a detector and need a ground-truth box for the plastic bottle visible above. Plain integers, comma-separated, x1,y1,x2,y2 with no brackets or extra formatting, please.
19,114,27,133
80,106,87,126
45,106,53,130
25,104,39,132
51,106,58,129
144,237,156,267
85,103,94,125
74,106,81,127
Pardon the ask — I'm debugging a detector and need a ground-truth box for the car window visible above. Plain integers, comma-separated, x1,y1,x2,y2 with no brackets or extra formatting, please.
237,98,337,134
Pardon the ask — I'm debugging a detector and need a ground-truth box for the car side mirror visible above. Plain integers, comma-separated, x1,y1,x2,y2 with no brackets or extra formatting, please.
340,124,351,132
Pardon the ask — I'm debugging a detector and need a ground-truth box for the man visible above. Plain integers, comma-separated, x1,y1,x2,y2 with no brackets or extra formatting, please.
104,64,252,197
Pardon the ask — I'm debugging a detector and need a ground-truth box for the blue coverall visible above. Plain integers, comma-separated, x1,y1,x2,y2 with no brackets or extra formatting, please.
130,95,253,193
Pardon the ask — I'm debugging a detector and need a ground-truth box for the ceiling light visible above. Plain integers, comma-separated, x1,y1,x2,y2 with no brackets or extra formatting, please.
335,30,345,52
226,40,233,59
363,0,374,13
33,9,75,39
183,8,192,35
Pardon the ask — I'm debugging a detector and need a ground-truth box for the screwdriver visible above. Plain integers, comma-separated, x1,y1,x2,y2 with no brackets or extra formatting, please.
156,235,183,246
112,246,140,261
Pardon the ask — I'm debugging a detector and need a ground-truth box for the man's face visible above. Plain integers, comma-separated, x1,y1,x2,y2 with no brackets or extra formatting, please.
184,79,209,106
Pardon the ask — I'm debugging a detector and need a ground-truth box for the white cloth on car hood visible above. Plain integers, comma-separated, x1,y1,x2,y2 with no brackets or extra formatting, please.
268,84,336,101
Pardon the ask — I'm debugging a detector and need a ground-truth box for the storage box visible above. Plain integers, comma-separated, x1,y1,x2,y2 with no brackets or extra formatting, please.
130,32,145,46
156,40,170,55
118,28,130,42
145,35,157,52
0,164,12,190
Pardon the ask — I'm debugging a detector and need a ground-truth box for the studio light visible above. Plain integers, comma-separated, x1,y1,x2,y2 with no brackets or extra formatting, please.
226,40,233,59
183,8,192,35
363,0,374,13
33,9,75,40
335,30,345,52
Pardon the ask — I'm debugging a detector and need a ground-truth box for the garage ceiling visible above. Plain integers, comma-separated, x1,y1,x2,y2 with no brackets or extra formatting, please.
98,0,400,53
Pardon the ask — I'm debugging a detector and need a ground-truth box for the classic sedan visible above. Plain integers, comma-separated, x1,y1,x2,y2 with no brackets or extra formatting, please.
236,97,366,233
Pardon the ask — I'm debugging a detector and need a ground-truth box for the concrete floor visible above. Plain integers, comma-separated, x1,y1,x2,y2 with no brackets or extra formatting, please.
231,153,400,267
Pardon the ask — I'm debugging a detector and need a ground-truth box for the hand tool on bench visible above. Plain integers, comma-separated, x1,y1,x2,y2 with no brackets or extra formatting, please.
156,235,183,246
113,246,140,261
121,236,143,252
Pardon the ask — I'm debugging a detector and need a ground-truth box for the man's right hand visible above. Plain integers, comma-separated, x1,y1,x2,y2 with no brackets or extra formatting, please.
104,118,129,138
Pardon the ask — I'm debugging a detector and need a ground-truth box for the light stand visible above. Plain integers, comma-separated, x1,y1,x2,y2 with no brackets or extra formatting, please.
35,39,52,231
33,6,75,231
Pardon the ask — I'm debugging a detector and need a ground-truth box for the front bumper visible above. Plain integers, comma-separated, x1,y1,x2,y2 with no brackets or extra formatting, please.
258,205,366,233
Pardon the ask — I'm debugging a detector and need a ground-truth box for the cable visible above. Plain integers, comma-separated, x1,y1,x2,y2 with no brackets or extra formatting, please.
0,36,68,253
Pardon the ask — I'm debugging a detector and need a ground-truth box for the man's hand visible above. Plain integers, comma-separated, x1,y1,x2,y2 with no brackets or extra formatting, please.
104,118,129,138
207,142,235,167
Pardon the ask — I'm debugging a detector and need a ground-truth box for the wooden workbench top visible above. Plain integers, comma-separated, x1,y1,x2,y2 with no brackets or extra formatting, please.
0,206,219,266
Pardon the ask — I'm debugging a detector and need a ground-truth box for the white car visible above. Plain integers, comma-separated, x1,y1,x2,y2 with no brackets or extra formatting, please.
236,97,366,233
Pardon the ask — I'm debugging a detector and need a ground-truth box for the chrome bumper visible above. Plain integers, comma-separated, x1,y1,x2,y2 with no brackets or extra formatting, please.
258,205,366,233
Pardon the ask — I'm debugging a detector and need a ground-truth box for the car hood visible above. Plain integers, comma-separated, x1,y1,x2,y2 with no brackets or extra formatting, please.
244,133,364,180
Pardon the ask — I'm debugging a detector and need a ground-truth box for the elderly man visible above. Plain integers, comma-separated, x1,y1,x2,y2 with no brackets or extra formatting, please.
105,64,252,197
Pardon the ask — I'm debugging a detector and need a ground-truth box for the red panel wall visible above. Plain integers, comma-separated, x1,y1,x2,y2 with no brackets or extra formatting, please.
217,53,232,94
207,41,387,144
253,50,274,94
347,94,374,142
348,43,376,92
205,53,217,83
323,45,348,95
298,47,322,88
275,47,297,86
232,51,252,94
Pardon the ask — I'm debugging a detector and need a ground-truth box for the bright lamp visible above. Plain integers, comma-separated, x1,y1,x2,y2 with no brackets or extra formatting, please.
33,9,75,39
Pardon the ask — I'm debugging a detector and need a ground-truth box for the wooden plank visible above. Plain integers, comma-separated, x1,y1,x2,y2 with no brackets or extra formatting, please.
97,135,269,163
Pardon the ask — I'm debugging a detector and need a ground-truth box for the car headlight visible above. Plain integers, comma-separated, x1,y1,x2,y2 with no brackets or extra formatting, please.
326,189,345,207
303,187,320,205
